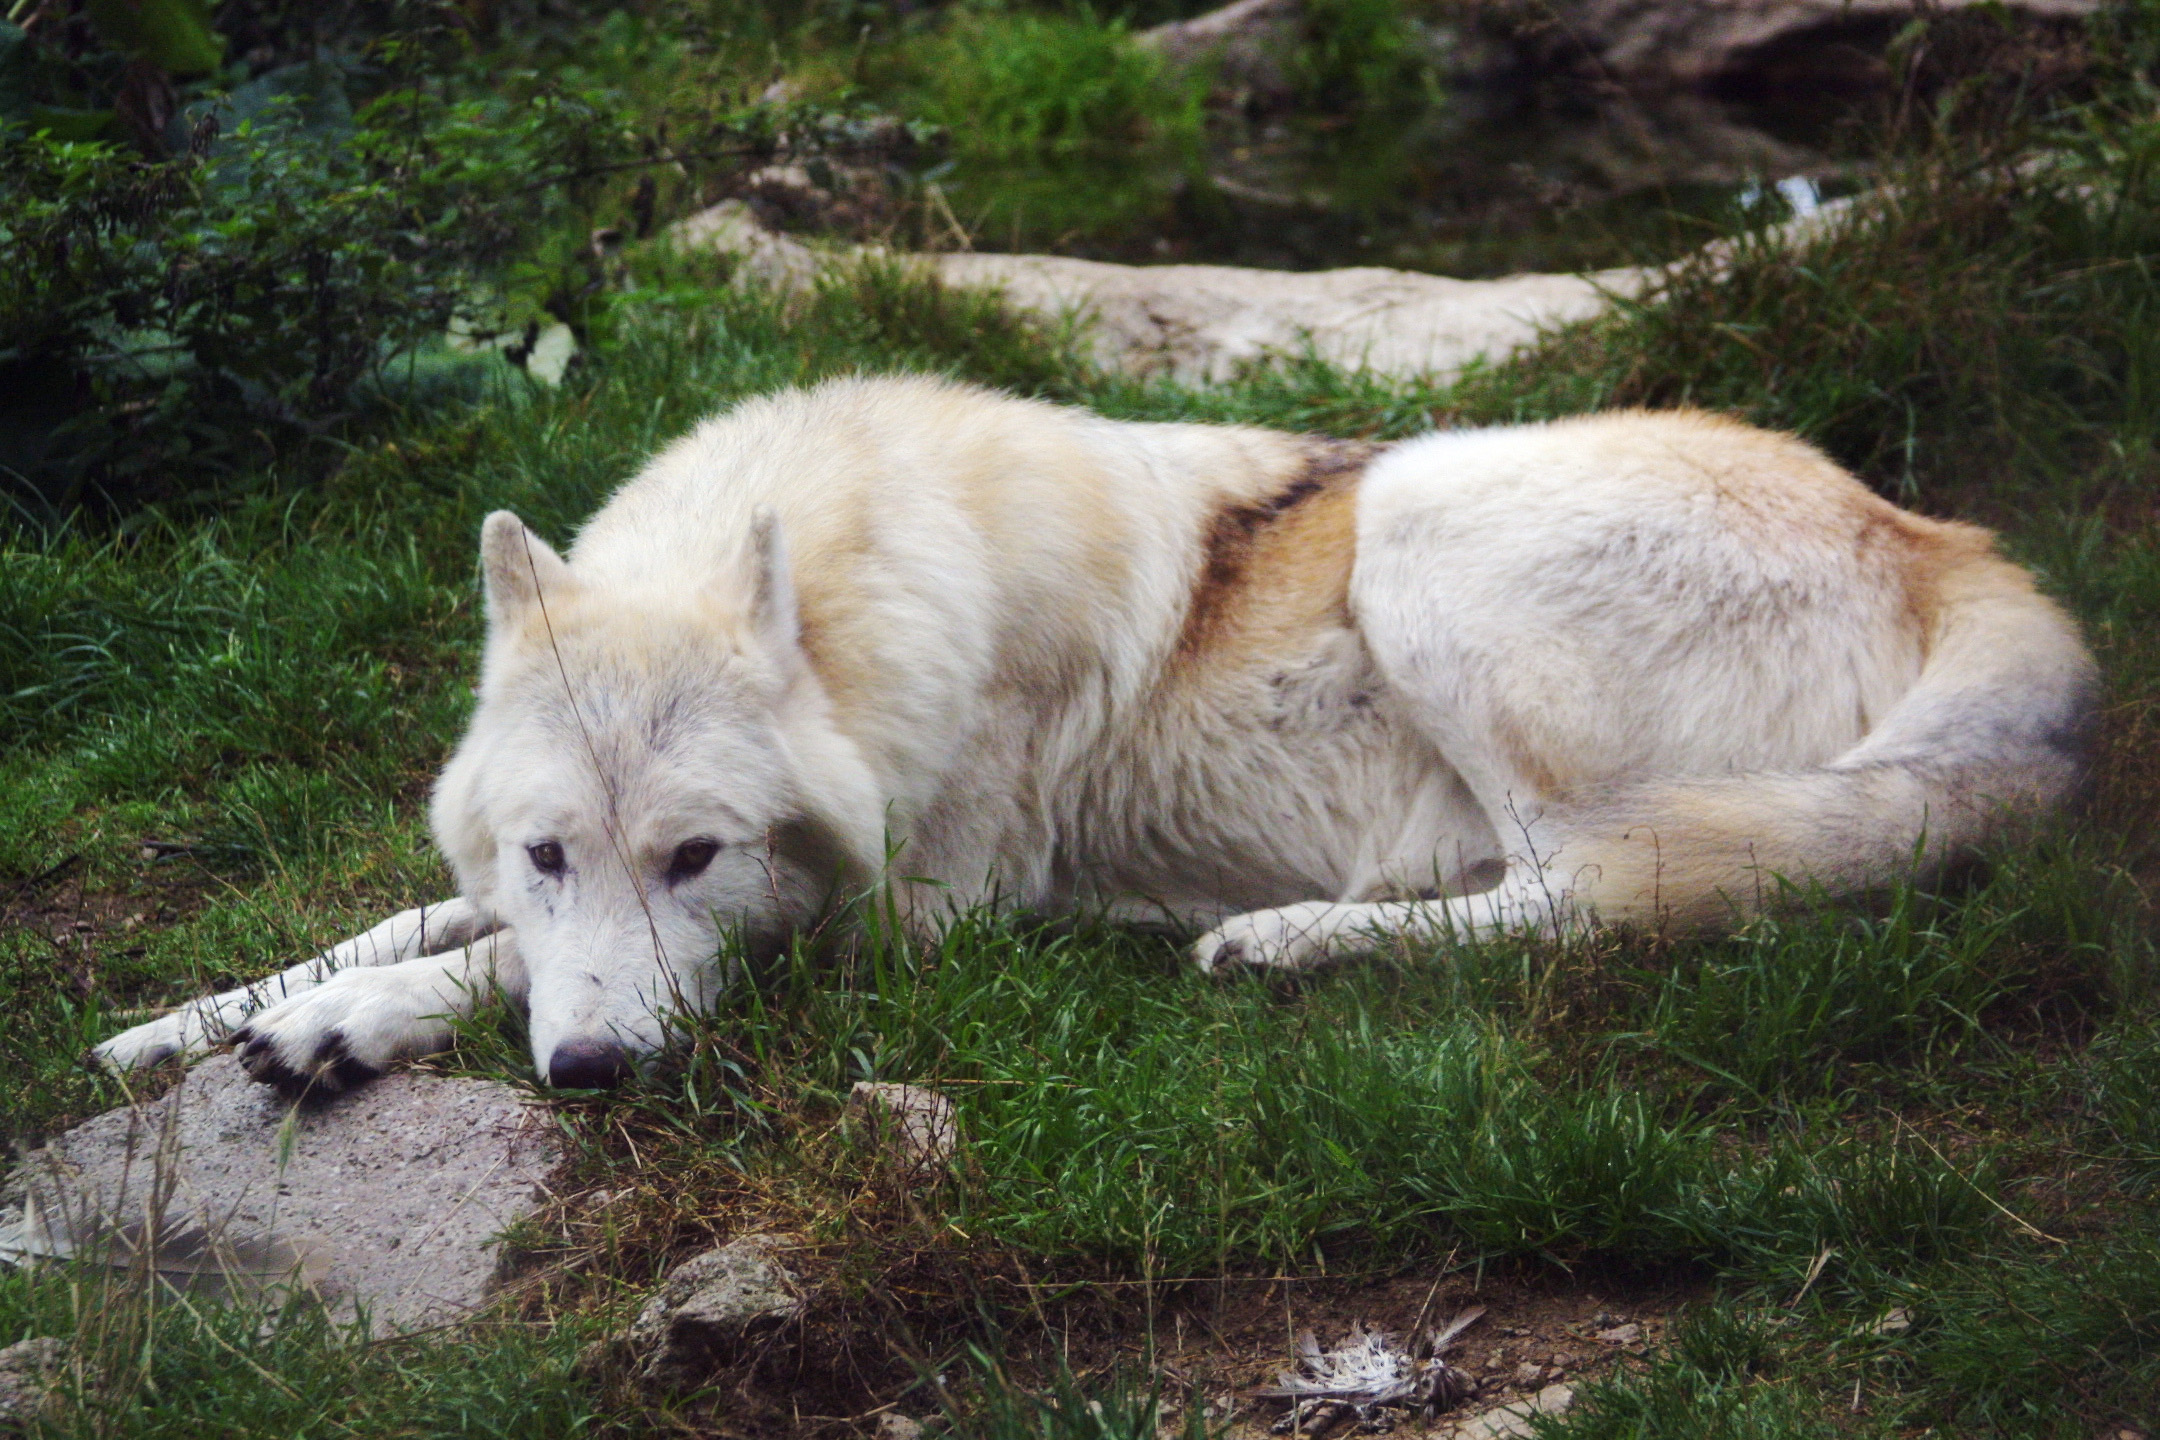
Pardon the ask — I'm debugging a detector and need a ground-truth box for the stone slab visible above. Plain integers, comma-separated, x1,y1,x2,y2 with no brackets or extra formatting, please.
675,199,1649,384
0,1058,558,1335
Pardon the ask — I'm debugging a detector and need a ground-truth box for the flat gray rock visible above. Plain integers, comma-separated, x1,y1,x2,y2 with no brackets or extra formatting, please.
0,1058,558,1335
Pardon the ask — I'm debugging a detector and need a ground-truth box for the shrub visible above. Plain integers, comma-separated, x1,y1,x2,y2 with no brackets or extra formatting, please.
0,50,655,516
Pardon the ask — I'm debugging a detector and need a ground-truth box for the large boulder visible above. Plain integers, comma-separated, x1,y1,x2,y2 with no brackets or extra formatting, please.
0,1059,559,1335
1537,0,2098,86
1134,0,1305,102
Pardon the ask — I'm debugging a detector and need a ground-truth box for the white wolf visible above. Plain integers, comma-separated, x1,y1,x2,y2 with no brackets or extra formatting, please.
94,376,2096,1092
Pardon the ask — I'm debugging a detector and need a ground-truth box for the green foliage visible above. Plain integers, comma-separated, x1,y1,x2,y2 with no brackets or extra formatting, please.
907,8,1195,159
941,1358,1206,1440
85,0,224,75
1903,1230,2160,1432
0,56,676,514
0,1261,600,1439
1535,1353,1840,1440
893,4,1205,245
1631,883,2036,1103
2090,1016,2160,1188
1447,132,2160,501
1292,0,1434,113
0,4,832,518
609,898,2025,1280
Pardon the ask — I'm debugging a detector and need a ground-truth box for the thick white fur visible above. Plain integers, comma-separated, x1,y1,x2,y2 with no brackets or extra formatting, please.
93,377,2097,1088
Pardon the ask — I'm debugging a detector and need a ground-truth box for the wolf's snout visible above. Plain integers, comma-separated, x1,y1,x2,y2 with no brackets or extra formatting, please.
547,1039,633,1089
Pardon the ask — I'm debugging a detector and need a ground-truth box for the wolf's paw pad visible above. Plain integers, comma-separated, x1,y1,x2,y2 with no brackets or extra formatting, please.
1191,904,1337,975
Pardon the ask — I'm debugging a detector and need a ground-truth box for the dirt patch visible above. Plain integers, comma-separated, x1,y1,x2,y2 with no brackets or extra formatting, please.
1135,1266,1689,1438
2,850,215,1011
548,1198,1698,1439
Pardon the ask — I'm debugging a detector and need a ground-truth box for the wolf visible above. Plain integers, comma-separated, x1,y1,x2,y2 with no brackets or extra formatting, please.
93,376,2097,1092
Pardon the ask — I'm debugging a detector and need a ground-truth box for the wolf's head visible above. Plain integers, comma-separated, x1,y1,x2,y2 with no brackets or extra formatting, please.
432,511,880,1087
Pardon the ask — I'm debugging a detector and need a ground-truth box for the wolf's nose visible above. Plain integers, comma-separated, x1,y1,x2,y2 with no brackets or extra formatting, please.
547,1039,633,1089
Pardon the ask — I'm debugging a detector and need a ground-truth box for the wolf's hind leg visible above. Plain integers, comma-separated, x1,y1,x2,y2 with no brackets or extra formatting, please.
1190,880,1565,974
230,929,527,1096
90,898,489,1074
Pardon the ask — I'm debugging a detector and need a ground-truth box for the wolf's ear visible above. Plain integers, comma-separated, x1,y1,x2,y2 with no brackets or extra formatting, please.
743,507,802,665
480,511,576,631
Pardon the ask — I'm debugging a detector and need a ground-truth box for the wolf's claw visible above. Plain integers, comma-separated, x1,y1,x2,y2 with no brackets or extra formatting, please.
235,1023,379,1099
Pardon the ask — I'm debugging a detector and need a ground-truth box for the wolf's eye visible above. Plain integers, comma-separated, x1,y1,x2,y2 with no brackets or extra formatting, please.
667,838,720,883
528,841,566,876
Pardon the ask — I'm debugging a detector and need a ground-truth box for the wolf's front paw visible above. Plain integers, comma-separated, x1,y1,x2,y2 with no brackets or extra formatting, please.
90,1007,224,1074
1191,903,1341,975
230,968,457,1099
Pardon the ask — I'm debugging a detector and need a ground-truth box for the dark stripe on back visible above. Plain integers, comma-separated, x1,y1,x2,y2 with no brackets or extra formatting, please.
1178,438,1380,658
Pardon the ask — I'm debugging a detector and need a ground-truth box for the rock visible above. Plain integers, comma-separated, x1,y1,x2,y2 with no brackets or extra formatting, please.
1867,1307,1912,1336
676,199,825,291
1436,1383,1575,1440
1593,1322,1643,1346
876,1414,927,1440
1510,1361,1545,1386
738,160,896,238
1539,0,2098,87
675,173,1881,384
0,1058,558,1335
929,250,1644,384
1134,0,1304,102
0,1337,65,1430
848,1082,958,1174
449,316,579,388
674,200,1647,383
631,1232,807,1386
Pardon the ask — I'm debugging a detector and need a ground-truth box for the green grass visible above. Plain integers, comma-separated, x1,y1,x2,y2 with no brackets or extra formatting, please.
0,1263,600,1439
7,27,2160,1438
883,6,1208,248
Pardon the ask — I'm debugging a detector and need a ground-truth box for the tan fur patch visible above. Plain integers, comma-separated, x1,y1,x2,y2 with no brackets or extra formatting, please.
1886,508,2011,644
1175,438,1378,672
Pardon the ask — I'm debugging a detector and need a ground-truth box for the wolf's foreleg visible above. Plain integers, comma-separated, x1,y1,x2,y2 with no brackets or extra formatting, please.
90,898,490,1073
227,928,527,1096
1190,882,1563,974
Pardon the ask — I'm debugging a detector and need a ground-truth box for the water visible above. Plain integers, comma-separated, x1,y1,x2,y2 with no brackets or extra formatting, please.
918,68,1871,278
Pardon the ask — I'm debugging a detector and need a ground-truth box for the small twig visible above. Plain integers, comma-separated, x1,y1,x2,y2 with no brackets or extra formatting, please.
1904,1124,2067,1246
1786,1245,1836,1310
5,852,83,897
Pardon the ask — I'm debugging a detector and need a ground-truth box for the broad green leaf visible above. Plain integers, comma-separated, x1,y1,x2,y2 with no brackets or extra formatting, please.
85,0,225,76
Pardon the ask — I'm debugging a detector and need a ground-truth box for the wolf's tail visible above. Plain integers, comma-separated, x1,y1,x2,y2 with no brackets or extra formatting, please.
1545,545,2100,928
